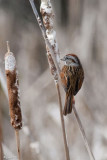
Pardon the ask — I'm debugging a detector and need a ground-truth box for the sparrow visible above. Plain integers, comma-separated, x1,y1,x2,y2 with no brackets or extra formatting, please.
60,54,84,116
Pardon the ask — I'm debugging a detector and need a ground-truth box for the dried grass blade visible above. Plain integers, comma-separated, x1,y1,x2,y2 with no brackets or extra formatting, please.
73,104,95,160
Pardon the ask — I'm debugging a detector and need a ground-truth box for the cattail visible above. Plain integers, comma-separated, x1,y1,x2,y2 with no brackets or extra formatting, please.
5,42,22,130
5,42,22,160
29,1,70,160
40,0,60,81
29,1,95,160
40,2,70,160
40,0,60,67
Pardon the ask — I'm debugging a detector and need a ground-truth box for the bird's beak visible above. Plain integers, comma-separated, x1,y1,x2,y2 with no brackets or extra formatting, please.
60,57,66,61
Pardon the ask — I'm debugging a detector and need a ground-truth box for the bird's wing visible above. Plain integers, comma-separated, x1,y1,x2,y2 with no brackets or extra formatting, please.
74,68,84,95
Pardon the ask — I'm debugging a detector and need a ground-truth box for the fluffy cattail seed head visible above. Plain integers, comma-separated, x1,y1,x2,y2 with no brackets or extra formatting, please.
5,42,22,130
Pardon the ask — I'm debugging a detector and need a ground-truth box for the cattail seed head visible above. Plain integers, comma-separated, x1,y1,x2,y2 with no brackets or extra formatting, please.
5,52,16,71
5,44,22,130
40,0,60,66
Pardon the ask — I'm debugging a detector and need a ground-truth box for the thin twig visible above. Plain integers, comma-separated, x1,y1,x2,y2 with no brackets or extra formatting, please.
15,130,21,160
56,83,70,160
73,104,95,160
0,109,3,160
6,41,10,53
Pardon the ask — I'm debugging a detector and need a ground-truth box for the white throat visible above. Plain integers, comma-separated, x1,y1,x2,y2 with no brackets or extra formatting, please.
65,61,79,67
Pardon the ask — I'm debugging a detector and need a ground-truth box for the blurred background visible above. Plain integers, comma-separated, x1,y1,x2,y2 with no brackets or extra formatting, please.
0,0,107,160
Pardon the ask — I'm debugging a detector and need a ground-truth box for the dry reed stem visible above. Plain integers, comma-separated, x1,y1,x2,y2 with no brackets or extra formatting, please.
29,1,95,160
0,109,3,160
72,104,95,160
40,1,70,159
29,1,70,160
56,83,70,160
5,41,22,160
15,130,21,160
0,141,3,160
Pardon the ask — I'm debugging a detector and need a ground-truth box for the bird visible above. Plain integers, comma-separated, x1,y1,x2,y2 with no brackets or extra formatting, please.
60,54,84,116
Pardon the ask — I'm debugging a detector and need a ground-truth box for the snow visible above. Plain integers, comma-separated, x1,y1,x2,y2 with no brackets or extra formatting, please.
5,52,16,71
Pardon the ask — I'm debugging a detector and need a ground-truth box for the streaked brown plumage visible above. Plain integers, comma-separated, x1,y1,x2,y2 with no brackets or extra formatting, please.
60,54,84,116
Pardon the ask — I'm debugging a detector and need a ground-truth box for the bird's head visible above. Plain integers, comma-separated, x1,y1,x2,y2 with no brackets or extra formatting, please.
60,54,81,66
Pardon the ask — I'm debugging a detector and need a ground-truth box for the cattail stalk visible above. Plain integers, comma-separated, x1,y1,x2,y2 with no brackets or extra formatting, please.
5,42,22,160
73,104,95,160
29,0,70,160
0,109,3,160
29,1,95,160
40,1,70,159
0,57,36,159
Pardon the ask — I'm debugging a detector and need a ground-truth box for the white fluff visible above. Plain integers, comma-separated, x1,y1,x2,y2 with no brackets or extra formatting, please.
41,2,52,14
46,30,56,46
5,52,16,71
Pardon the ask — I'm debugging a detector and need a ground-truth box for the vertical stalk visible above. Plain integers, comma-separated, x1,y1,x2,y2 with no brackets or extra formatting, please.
15,130,21,160
29,1,95,160
5,42,22,160
73,104,95,160
29,1,70,159
56,83,70,160
0,109,3,160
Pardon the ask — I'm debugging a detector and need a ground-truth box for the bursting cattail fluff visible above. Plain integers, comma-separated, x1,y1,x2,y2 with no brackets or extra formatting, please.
5,49,22,130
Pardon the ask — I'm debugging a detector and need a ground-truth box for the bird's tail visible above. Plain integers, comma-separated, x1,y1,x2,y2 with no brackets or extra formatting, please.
63,93,73,116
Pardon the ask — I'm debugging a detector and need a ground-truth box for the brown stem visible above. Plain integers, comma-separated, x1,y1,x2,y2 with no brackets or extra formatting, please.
56,83,70,160
15,130,21,160
0,109,3,160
